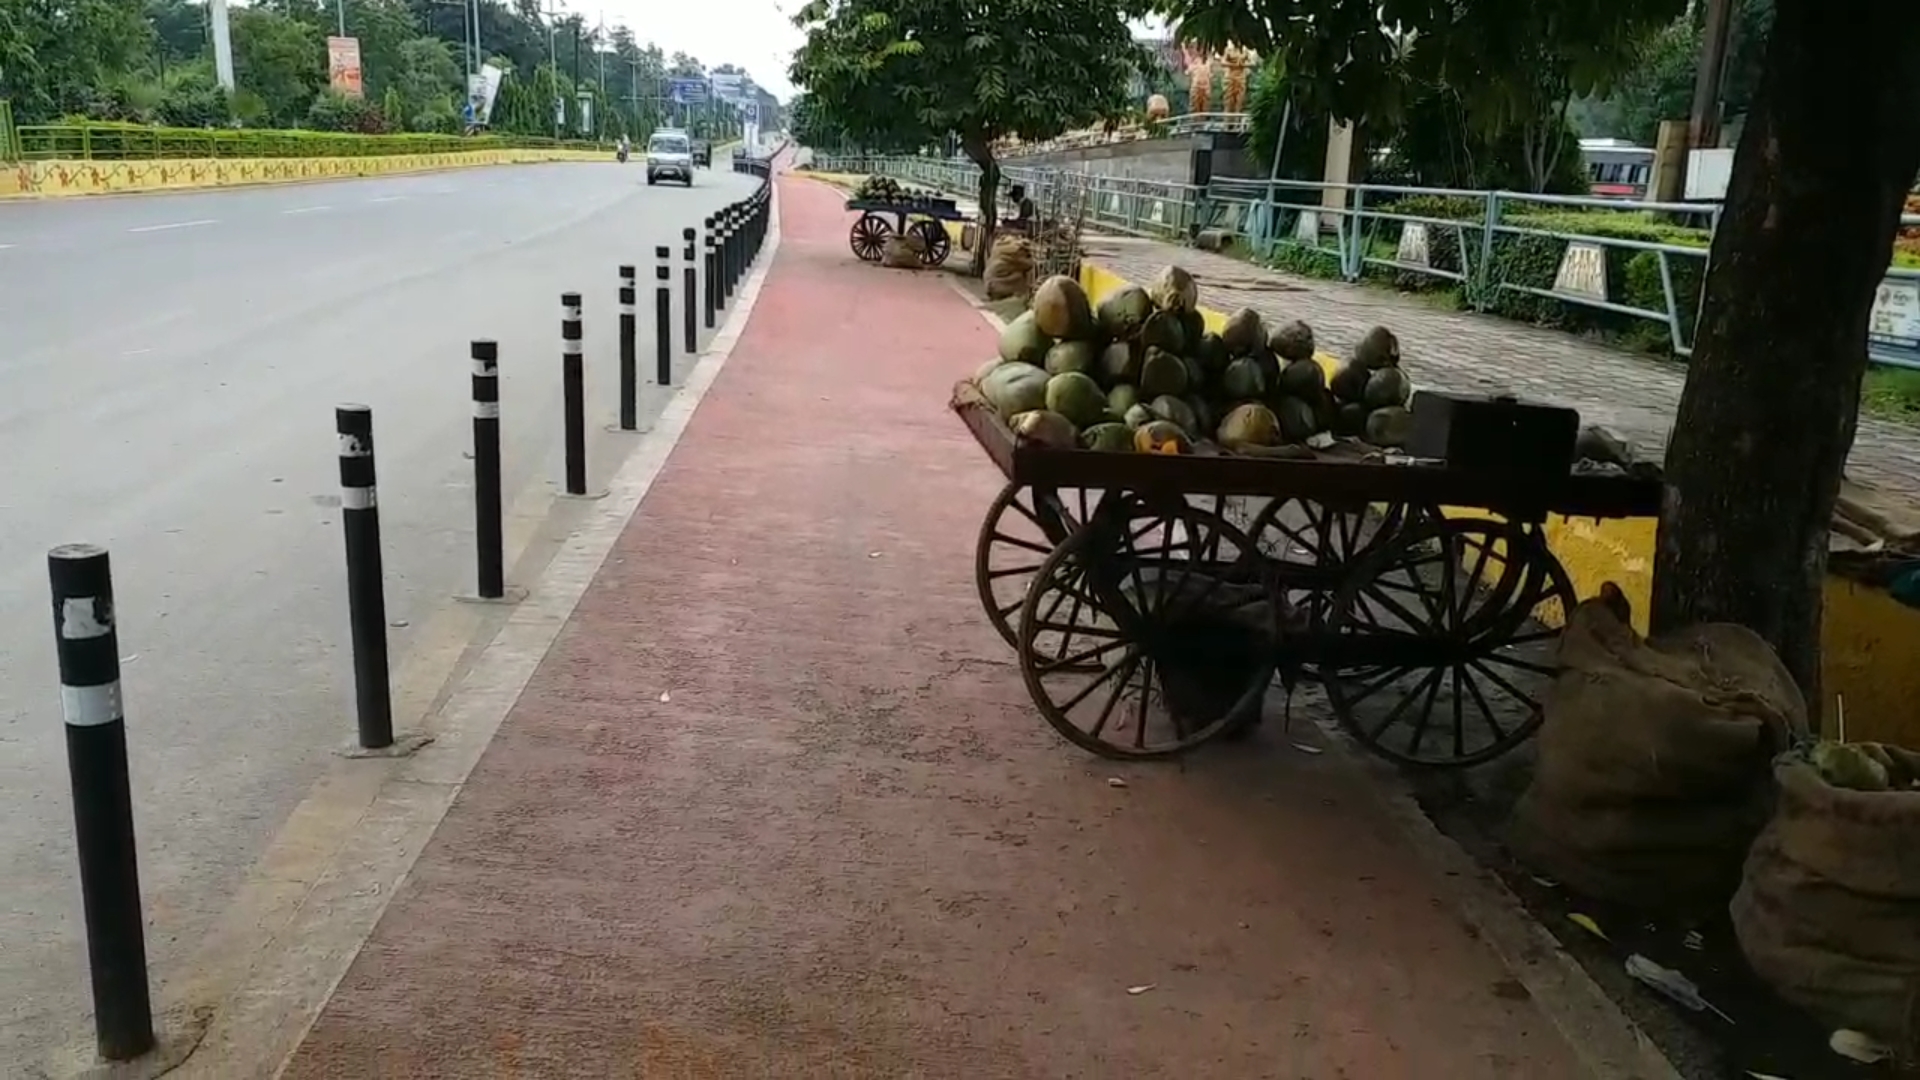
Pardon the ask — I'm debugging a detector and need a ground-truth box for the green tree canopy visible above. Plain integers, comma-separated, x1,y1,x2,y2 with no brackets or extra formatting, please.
789,0,1145,270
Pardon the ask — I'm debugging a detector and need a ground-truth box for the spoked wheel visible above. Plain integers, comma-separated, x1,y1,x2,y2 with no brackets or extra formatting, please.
848,213,891,262
1016,495,1279,759
1321,515,1574,769
909,219,952,266
1243,497,1431,631
974,482,1098,649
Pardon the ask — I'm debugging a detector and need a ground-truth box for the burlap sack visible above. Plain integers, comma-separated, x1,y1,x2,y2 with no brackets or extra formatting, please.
1732,749,1920,1056
984,233,1034,300
1507,591,1808,913
881,233,924,270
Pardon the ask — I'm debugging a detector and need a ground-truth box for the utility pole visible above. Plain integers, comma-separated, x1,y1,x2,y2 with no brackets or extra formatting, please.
209,0,235,91
1687,0,1736,154
544,1,562,139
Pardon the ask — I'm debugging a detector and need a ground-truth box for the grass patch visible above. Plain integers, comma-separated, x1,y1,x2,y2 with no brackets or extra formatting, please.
1863,366,1920,420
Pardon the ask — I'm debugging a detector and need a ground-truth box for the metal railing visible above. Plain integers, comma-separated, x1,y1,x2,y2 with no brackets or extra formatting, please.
821,152,1920,371
12,122,610,160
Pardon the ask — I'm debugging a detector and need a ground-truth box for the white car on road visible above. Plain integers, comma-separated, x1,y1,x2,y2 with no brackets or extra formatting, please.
646,130,695,187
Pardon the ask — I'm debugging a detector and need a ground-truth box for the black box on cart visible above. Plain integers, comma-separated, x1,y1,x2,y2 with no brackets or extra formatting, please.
1407,390,1580,493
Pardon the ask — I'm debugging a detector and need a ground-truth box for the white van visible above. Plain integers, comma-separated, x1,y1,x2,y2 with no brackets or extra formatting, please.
646,129,695,187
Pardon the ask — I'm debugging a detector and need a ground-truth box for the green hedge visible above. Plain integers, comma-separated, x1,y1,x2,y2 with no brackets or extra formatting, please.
14,121,607,161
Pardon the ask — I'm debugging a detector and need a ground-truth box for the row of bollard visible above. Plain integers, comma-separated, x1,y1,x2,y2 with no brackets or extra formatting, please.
50,158,779,1065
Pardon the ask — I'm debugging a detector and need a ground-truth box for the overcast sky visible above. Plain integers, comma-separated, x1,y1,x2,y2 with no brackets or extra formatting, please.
581,2,1172,102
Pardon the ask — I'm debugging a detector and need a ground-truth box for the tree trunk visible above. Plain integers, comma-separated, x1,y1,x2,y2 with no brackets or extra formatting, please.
963,133,999,278
1649,0,1920,718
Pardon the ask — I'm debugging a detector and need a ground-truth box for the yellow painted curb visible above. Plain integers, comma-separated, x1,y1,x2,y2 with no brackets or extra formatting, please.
0,147,609,199
1077,260,1920,746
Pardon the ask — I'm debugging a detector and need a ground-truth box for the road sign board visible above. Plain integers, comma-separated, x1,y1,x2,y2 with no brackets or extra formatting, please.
668,78,709,105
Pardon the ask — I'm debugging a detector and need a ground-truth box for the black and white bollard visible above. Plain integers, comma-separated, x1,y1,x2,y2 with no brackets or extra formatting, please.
336,405,394,750
470,340,505,600
654,245,672,386
49,545,156,1063
682,227,698,354
703,217,718,329
618,266,638,432
561,292,587,495
723,206,738,302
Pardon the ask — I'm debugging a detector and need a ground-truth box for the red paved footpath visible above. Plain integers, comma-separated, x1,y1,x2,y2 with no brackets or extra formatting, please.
279,172,1600,1079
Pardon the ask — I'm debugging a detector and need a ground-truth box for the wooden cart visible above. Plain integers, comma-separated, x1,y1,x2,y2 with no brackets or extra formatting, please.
957,397,1662,769
844,197,966,267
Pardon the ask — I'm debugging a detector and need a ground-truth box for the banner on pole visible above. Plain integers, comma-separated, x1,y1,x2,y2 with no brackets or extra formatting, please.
326,36,364,99
668,78,709,105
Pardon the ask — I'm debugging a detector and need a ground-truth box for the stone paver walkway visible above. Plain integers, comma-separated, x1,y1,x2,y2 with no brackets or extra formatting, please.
1087,237,1920,502
277,170,1624,1079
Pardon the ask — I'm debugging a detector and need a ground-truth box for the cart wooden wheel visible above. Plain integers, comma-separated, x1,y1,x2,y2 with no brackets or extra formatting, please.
848,213,891,262
909,219,952,266
1016,494,1278,759
974,482,1096,649
1243,497,1431,631
1319,515,1574,768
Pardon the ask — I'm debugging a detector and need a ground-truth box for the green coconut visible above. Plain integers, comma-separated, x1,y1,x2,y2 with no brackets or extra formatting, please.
1193,332,1231,377
1277,358,1326,398
1179,308,1207,352
980,361,1050,418
1045,371,1109,428
1269,319,1316,362
1333,401,1369,437
1274,396,1319,443
1220,308,1265,355
1218,402,1281,448
973,357,1004,383
1149,394,1198,434
1221,356,1268,401
1123,403,1155,429
1365,405,1415,448
1138,348,1190,398
1031,274,1095,340
1354,325,1402,369
1095,284,1154,339
1811,741,1891,792
1179,354,1208,395
1080,422,1135,453
1107,383,1140,417
1363,366,1413,409
1329,360,1371,404
1044,339,1099,377
1140,309,1187,354
997,310,1051,365
1147,264,1199,313
1184,394,1214,437
1011,409,1079,450
1099,339,1143,386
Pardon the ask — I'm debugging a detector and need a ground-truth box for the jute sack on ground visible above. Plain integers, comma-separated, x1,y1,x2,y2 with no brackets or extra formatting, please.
881,233,925,270
1732,747,1920,1056
1507,589,1808,914
984,233,1034,300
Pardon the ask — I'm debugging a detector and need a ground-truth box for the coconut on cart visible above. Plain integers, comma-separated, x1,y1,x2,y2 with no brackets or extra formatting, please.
954,264,1661,769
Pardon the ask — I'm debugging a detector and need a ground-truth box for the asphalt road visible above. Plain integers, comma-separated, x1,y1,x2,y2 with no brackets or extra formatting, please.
0,161,761,1059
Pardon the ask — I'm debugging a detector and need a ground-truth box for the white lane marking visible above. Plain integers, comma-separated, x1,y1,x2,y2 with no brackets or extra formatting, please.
368,196,406,204
129,219,217,234
283,205,333,215
122,348,153,357
0,244,14,251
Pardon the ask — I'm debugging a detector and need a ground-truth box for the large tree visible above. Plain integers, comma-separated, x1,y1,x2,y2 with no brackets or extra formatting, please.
788,0,1144,273
1162,0,1920,708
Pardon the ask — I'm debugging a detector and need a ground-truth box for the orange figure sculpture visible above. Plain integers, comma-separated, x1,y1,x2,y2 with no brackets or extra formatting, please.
1222,45,1254,114
1184,45,1214,115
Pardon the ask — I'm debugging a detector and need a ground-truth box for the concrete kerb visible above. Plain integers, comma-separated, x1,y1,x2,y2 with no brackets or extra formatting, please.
948,275,1683,1080
25,196,785,1080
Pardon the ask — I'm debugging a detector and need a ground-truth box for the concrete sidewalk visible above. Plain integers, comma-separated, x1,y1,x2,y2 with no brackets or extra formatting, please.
274,171,1656,1079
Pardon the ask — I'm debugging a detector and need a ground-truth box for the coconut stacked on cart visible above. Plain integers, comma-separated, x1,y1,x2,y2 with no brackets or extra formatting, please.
969,266,1416,457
